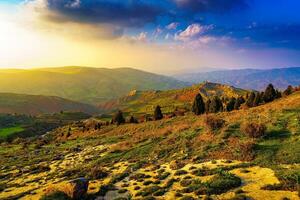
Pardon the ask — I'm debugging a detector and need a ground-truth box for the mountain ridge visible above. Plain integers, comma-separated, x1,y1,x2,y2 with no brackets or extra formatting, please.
175,67,300,90
0,66,187,105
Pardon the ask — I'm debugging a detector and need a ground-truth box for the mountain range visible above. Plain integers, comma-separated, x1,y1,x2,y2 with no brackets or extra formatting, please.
174,67,300,90
0,67,186,105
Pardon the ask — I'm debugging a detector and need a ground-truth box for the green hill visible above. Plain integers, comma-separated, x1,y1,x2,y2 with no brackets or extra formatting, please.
0,67,186,104
0,93,99,115
99,82,248,115
1,90,299,200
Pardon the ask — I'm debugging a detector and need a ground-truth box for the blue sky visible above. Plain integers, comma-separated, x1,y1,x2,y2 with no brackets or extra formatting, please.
1,0,300,73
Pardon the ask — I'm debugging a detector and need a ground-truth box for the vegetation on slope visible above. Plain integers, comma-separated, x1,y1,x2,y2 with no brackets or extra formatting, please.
0,93,99,115
99,82,248,116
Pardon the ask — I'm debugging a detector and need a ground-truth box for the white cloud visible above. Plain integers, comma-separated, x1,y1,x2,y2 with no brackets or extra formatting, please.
175,24,213,41
166,22,179,30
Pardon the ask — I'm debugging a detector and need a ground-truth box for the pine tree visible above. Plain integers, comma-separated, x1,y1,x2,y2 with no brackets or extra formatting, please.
234,96,245,110
205,99,211,113
113,110,125,125
129,116,138,123
246,92,256,107
283,85,293,96
154,105,163,120
226,97,236,112
192,94,205,115
263,84,277,103
253,93,261,107
209,96,223,113
275,90,282,98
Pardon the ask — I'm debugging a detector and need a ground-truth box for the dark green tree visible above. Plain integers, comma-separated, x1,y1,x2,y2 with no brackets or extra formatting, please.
113,110,125,125
283,85,293,96
275,89,282,98
253,93,262,107
226,97,236,112
246,92,256,107
192,93,205,115
263,84,277,103
205,99,211,113
129,116,138,123
209,96,223,113
234,96,245,110
154,105,163,120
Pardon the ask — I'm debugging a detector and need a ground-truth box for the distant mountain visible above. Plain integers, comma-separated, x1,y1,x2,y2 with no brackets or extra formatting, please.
0,93,99,115
0,67,187,104
99,82,248,115
174,67,300,91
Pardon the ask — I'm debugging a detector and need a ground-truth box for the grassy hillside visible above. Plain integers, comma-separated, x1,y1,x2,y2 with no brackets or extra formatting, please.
0,93,99,115
1,90,299,199
0,67,186,104
99,82,248,115
175,67,300,90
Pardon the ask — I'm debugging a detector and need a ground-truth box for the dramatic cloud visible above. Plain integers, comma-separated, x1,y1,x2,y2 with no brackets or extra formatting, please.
38,0,164,27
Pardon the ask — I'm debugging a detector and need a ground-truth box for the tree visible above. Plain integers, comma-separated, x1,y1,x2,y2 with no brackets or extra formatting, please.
154,105,163,120
263,84,277,103
205,99,211,113
234,96,245,110
246,92,256,107
275,89,282,98
192,93,205,115
129,116,138,124
226,97,236,112
112,110,125,125
209,96,223,113
253,92,262,107
283,85,293,96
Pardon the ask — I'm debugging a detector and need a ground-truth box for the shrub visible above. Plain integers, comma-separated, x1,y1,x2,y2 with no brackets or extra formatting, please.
112,110,125,125
89,166,108,180
192,94,205,115
154,105,163,120
170,160,185,170
206,171,242,195
40,191,71,200
180,179,192,187
180,196,195,200
135,186,162,197
205,115,225,131
174,170,188,176
241,123,266,138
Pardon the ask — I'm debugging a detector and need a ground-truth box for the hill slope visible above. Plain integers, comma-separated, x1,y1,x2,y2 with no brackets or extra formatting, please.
175,67,300,90
1,91,299,199
0,93,99,115
99,82,248,115
0,67,186,104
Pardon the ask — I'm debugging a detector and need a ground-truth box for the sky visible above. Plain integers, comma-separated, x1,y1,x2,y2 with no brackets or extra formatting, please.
0,0,300,74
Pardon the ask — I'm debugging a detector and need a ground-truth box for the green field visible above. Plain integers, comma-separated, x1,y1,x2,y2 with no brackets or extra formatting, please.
0,126,24,138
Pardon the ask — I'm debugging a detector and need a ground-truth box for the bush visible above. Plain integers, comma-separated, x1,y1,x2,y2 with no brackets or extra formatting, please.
206,171,242,195
170,160,185,170
205,115,225,131
135,186,162,197
241,123,266,138
89,166,108,180
40,191,71,200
